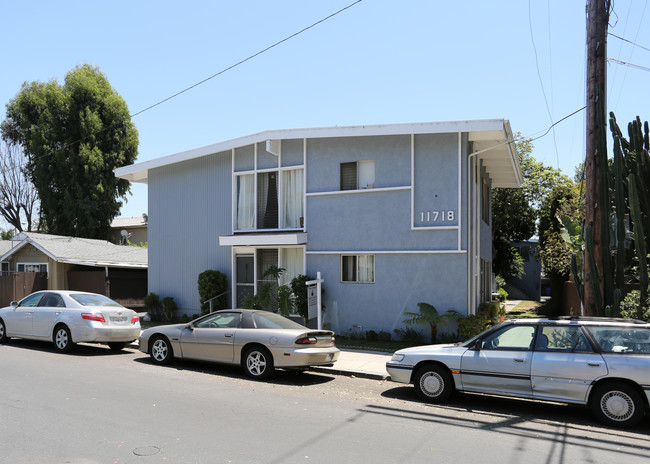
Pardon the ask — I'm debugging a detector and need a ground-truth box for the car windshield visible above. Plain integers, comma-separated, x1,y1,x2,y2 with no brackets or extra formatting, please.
70,293,123,308
253,312,306,330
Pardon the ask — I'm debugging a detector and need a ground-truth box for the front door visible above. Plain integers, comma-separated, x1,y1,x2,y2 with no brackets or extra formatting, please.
461,324,537,397
236,255,254,307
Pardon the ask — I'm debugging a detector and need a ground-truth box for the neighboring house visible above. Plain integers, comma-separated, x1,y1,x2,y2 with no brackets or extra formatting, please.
0,232,148,307
111,214,148,245
115,120,522,334
505,240,542,301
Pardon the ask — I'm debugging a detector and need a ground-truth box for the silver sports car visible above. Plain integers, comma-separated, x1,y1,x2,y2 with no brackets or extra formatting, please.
138,309,340,379
0,290,141,352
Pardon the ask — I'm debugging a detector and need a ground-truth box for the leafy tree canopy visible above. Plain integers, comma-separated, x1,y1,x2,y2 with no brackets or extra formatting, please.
491,134,576,279
1,64,138,239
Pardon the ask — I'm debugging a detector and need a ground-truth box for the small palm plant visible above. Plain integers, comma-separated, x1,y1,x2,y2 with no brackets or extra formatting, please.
403,302,456,344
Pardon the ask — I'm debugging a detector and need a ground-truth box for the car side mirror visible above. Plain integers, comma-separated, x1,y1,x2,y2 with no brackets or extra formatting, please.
185,324,194,331
474,340,484,350
10,301,18,308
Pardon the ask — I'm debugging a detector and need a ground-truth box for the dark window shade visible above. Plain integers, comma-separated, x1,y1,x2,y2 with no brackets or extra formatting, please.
340,162,357,190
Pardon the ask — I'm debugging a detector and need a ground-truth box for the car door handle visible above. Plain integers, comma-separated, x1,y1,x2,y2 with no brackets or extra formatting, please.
587,362,602,367
513,358,526,363
55,311,62,315
224,333,233,338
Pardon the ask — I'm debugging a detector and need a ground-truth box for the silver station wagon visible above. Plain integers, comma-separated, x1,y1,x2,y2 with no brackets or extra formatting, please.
386,317,650,427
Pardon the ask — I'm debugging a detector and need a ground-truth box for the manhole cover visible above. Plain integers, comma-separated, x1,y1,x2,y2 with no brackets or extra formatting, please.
133,446,161,456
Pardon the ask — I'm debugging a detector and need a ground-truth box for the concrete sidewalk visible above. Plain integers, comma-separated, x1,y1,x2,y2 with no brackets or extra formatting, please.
311,348,392,380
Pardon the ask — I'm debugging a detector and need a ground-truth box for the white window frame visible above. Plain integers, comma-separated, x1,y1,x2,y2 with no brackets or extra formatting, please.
17,262,48,274
340,254,375,283
340,159,375,191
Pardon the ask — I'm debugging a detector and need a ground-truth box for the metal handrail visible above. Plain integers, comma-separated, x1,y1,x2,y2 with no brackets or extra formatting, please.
202,290,230,313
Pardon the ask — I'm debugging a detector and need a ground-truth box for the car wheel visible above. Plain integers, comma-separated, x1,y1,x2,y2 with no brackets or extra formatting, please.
413,364,454,402
591,382,645,428
0,319,8,343
108,342,128,351
150,335,173,364
53,325,74,353
243,346,274,380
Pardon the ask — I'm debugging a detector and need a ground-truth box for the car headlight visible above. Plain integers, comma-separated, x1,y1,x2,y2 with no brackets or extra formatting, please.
391,353,405,362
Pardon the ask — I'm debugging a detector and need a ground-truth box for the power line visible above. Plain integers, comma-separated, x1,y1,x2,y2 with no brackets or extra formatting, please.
0,1,364,177
609,32,650,53
608,57,650,72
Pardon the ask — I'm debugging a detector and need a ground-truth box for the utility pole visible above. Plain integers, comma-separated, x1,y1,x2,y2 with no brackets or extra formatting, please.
583,0,610,316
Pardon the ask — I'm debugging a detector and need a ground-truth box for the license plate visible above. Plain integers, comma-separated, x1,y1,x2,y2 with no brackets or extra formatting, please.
110,316,128,323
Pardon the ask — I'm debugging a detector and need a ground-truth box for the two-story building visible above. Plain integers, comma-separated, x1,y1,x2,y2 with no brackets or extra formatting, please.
115,120,521,335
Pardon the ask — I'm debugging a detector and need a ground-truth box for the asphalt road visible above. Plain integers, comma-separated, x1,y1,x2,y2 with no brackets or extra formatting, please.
1,340,650,464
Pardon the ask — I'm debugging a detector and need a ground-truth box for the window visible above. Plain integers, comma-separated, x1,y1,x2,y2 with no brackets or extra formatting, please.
236,169,304,231
195,312,241,329
535,326,592,352
340,160,375,190
17,263,47,273
257,172,278,229
481,325,536,350
341,255,374,283
585,327,650,354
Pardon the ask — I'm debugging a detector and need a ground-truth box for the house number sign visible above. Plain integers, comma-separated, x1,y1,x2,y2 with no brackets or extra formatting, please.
420,210,455,223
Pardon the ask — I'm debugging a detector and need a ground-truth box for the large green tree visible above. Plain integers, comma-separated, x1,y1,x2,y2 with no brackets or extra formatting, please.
492,135,577,282
1,64,138,239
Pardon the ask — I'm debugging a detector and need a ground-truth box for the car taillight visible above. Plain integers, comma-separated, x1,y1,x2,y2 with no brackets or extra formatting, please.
131,314,139,324
295,336,318,345
81,312,106,322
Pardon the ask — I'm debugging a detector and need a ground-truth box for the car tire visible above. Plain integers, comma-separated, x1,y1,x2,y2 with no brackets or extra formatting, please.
243,346,274,380
414,364,454,402
149,335,173,365
108,342,128,351
0,318,8,343
591,381,645,428
53,325,74,353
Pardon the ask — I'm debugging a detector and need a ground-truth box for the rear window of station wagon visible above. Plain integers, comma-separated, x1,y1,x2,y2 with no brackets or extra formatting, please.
585,326,650,354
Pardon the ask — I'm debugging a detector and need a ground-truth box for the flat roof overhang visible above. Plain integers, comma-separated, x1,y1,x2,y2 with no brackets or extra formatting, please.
115,119,522,188
219,233,308,247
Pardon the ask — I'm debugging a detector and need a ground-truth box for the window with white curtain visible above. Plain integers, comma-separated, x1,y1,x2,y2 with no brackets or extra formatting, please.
282,169,303,229
236,169,304,231
341,255,374,283
17,263,48,273
236,174,255,230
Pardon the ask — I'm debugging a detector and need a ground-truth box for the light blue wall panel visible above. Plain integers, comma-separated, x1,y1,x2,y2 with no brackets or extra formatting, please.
307,135,411,192
413,133,459,228
307,253,468,335
257,142,278,170
148,151,232,314
281,139,304,167
307,191,459,251
234,145,254,172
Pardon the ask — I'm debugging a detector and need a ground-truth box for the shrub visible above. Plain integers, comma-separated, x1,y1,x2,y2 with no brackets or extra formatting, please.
497,287,508,302
365,330,378,342
393,327,424,345
620,289,650,322
143,292,163,321
162,297,178,322
198,270,228,314
457,312,490,341
378,330,391,342
179,314,190,323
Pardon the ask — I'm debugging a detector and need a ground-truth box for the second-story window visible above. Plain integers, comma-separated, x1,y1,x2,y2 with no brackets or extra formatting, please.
236,168,304,231
340,160,375,190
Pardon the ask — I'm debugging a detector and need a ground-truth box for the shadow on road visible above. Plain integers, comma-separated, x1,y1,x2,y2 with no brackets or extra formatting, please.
2,338,137,356
132,354,337,386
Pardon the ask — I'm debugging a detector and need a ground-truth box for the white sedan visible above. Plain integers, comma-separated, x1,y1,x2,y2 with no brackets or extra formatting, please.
0,291,141,352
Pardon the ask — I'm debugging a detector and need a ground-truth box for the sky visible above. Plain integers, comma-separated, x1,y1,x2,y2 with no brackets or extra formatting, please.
2,0,649,221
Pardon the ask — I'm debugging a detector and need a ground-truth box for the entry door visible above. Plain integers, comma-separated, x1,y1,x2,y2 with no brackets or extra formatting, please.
236,255,254,307
460,324,536,397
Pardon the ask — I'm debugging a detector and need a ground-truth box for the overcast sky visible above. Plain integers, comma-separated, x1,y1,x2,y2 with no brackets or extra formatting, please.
2,0,649,220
